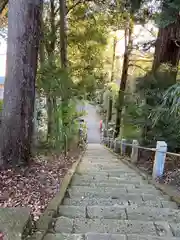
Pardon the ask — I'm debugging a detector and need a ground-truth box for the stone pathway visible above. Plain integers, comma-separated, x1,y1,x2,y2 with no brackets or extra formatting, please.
83,103,101,144
44,144,180,240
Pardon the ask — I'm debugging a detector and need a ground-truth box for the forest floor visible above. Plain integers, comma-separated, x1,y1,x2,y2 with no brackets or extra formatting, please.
0,145,81,221
137,149,180,191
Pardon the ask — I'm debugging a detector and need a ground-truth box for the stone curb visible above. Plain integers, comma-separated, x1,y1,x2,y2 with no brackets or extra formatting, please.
104,145,180,206
29,149,86,240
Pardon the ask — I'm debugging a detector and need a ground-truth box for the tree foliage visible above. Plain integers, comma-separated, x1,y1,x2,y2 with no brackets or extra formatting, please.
2,0,180,167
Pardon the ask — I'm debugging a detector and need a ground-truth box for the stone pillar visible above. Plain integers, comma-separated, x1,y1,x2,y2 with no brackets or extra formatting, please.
120,138,126,155
152,141,167,179
110,138,114,149
114,139,120,153
103,136,109,146
131,140,139,163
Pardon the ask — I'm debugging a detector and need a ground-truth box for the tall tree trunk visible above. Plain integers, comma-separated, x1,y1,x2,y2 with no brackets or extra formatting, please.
59,0,68,153
33,6,45,146
152,0,180,83
47,96,53,140
0,0,43,166
46,0,56,140
152,20,180,83
107,37,117,126
114,18,133,138
141,4,180,142
59,0,68,68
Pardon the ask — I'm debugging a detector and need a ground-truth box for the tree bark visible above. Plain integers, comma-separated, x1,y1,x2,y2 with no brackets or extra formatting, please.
141,5,180,142
47,96,53,140
152,3,180,83
114,18,133,138
45,0,57,140
0,0,43,166
59,0,68,68
107,37,117,125
59,0,68,153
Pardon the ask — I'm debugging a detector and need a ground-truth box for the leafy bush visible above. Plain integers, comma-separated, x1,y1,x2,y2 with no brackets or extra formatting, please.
132,71,180,151
151,83,180,151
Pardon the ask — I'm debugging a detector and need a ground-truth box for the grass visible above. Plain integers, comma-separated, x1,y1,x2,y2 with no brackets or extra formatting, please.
121,124,141,141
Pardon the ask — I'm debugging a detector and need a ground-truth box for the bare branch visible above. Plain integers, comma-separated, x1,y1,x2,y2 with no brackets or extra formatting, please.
128,63,149,72
133,39,156,52
67,0,83,14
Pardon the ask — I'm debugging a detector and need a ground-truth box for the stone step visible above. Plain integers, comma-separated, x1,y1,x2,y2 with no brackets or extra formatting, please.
71,180,156,189
83,156,115,159
125,206,180,222
43,233,179,240
43,233,84,240
67,191,173,205
67,186,163,199
77,162,134,169
63,197,129,207
54,217,177,237
76,168,141,177
0,207,31,240
75,171,143,179
76,166,136,172
63,197,177,209
82,159,122,162
58,205,180,222
69,185,160,196
82,157,118,161
72,174,145,185
127,235,179,240
84,159,119,162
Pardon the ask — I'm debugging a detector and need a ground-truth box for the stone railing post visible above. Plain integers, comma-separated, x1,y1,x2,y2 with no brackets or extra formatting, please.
110,138,114,149
131,140,139,163
102,128,107,145
120,138,126,155
152,141,167,179
103,128,108,138
114,139,120,153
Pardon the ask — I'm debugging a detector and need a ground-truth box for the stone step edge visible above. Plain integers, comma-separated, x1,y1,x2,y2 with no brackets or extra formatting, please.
57,205,180,221
62,197,177,209
43,233,179,240
58,205,179,212
28,151,86,240
53,217,178,237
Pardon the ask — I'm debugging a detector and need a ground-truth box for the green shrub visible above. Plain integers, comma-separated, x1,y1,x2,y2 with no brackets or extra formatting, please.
133,71,180,152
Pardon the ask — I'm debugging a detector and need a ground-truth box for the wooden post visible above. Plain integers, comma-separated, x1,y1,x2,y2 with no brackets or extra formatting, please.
152,141,167,179
131,140,139,163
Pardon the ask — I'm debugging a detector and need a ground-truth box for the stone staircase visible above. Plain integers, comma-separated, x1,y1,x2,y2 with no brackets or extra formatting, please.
43,144,180,240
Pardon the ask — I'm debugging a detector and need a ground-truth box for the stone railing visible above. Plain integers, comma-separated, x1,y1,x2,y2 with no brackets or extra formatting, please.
102,129,180,181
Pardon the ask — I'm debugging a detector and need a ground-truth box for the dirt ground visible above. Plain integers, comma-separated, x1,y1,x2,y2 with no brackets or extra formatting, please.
136,149,180,191
0,146,81,221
